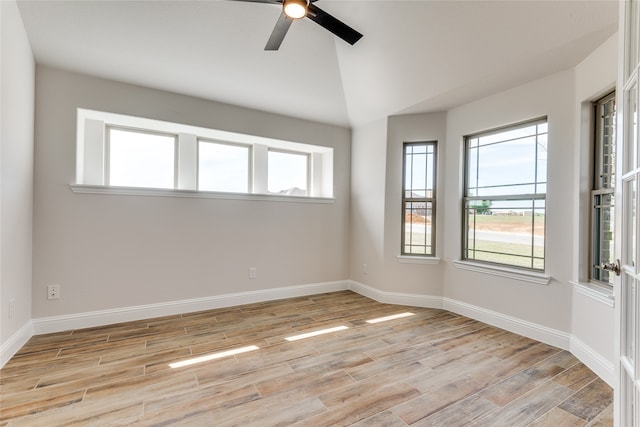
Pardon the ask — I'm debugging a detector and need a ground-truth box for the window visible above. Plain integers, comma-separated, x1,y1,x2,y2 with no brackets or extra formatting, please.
198,140,250,193
463,118,548,270
75,109,333,199
402,141,436,256
268,150,308,196
108,127,176,189
591,91,616,286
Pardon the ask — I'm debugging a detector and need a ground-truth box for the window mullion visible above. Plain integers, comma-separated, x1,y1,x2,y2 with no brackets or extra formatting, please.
82,118,106,185
105,125,111,186
253,144,268,194
177,133,197,190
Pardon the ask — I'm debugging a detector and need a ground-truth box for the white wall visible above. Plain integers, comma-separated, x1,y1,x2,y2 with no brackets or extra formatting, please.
32,66,350,319
571,33,617,370
349,119,388,287
350,112,446,297
443,71,576,332
381,113,446,295
0,0,35,362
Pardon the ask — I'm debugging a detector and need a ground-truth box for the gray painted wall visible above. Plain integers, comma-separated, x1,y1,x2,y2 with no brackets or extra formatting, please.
1,0,35,351
443,70,575,332
31,66,351,318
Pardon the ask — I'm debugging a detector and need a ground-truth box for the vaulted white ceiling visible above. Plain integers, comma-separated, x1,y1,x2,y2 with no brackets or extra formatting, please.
16,0,618,127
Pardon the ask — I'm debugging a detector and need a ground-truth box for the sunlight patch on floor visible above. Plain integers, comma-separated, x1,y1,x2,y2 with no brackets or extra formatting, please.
285,326,349,341
365,312,415,324
169,345,260,368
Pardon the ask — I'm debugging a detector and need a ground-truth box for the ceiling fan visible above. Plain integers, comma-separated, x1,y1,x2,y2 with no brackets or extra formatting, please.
232,0,363,51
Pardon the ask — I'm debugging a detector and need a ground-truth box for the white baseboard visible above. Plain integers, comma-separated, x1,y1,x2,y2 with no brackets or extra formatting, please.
570,336,615,387
32,280,350,335
4,280,613,388
1,321,33,368
347,280,570,349
441,297,571,350
347,280,443,308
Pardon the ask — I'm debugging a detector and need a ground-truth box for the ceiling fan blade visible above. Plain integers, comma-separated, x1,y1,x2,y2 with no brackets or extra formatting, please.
228,0,281,4
265,12,294,50
306,3,362,46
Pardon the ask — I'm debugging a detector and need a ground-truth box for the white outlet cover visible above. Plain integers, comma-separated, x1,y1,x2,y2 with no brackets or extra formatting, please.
47,285,61,299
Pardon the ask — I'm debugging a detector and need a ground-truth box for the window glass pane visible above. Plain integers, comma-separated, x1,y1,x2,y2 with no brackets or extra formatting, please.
626,83,638,174
268,151,308,195
622,273,637,362
472,137,546,196
476,124,538,147
198,141,249,193
405,144,435,198
109,128,175,189
464,198,543,270
536,134,548,193
621,366,636,426
467,146,479,193
626,0,639,80
463,119,547,270
634,85,639,171
537,122,548,134
533,199,546,270
624,178,637,268
592,192,616,285
404,201,433,255
598,96,617,189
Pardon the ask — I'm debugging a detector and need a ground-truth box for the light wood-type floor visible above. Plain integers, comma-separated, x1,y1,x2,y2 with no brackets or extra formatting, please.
1,291,613,426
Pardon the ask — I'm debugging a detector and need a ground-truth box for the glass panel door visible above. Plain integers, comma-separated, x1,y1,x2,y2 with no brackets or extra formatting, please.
618,86,640,427
617,2,640,424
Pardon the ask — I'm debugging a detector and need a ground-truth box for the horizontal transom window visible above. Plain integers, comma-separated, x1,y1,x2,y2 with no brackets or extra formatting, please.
75,109,334,198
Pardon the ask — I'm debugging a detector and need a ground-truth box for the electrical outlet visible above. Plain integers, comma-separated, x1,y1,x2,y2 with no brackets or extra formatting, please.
363,263,368,274
47,284,61,300
249,267,257,279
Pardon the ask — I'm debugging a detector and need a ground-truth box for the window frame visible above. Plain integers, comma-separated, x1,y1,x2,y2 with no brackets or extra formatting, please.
462,117,548,272
197,137,253,193
589,90,616,288
401,141,437,257
267,148,311,196
105,124,179,189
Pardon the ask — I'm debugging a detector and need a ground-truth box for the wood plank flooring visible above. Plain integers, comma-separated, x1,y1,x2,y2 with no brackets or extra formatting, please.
0,291,613,426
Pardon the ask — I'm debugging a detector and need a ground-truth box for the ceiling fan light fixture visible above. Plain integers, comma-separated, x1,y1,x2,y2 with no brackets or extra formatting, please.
283,0,308,19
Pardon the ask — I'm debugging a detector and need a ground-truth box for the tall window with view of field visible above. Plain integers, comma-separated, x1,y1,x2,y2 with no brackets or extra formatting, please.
463,118,548,270
590,91,616,287
402,141,437,256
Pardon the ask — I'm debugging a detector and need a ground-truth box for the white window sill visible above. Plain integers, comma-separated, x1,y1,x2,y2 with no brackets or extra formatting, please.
571,281,615,307
453,260,551,285
70,184,335,204
397,256,440,265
